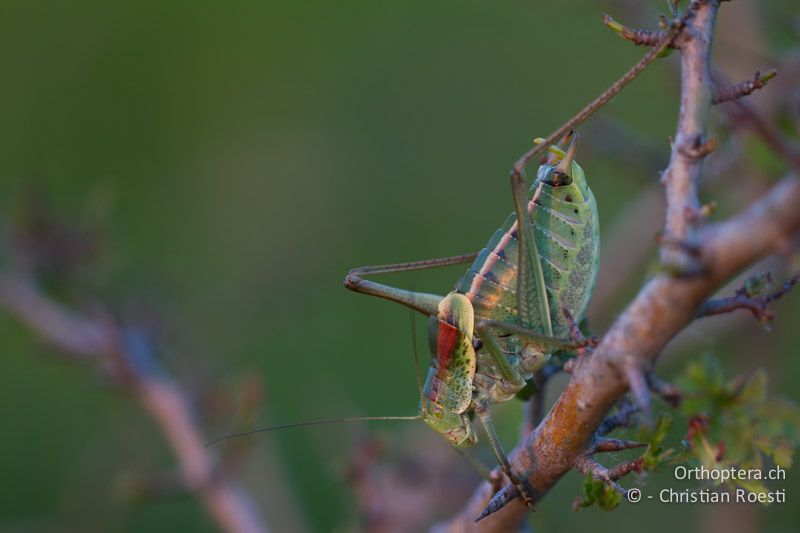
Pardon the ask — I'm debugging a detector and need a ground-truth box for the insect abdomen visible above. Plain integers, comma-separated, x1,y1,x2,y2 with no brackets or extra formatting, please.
454,170,599,338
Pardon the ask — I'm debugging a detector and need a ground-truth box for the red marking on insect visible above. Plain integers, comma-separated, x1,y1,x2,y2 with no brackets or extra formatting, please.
436,320,461,373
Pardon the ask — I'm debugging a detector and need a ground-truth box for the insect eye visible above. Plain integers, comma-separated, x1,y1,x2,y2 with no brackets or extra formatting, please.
550,170,573,187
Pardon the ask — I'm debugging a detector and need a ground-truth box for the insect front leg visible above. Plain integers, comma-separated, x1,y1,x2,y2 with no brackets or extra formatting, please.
474,321,527,397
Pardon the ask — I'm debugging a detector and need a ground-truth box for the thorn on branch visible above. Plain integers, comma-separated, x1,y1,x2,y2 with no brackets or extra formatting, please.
646,372,683,408
696,272,800,326
475,485,518,523
602,14,670,48
591,437,647,454
712,69,778,105
597,399,638,436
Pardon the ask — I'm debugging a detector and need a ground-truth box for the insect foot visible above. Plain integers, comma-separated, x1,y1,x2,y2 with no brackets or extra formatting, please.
475,479,541,523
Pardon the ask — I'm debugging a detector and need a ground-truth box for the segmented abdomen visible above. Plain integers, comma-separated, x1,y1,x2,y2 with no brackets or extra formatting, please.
454,180,600,339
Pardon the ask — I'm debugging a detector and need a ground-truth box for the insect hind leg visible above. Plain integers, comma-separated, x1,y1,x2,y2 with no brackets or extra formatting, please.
474,402,536,509
344,253,476,316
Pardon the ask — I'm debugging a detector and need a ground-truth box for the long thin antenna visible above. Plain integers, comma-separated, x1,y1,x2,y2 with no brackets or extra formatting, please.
409,310,425,400
205,414,421,448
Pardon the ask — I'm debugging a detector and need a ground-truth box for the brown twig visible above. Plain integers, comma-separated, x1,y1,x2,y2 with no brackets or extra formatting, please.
602,14,670,48
606,458,645,481
712,69,778,105
696,272,800,323
646,372,683,408
590,437,647,454
574,456,636,487
660,1,717,264
716,75,800,174
596,399,638,437
0,272,268,533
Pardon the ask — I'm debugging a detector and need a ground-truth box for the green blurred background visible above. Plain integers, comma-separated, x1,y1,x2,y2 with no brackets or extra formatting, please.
1,1,798,531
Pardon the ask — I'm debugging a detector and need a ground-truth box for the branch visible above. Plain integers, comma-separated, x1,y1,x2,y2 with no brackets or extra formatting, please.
716,75,800,174
660,1,717,264
590,437,647,454
437,2,800,529
575,456,642,484
442,180,800,531
696,272,799,324
0,272,268,533
712,69,777,105
602,14,670,48
596,399,638,436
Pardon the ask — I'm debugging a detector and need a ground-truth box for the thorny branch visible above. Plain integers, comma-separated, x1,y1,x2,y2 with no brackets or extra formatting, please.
438,1,800,530
0,270,268,533
696,273,800,324
602,14,670,48
716,77,800,173
712,69,778,105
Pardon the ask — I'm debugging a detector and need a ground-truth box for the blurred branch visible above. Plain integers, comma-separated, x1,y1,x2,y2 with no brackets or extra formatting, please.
716,74,800,173
711,69,777,105
0,270,268,533
696,272,799,324
439,1,800,530
602,13,670,48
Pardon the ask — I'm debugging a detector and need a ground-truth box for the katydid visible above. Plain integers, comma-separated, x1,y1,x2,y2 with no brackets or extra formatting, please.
343,131,600,508
207,131,601,514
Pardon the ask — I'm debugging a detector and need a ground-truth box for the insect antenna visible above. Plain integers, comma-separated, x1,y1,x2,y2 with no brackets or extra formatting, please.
205,414,422,448
206,315,429,449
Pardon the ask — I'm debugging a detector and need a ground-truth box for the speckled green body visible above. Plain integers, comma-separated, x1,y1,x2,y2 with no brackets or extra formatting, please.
421,158,600,444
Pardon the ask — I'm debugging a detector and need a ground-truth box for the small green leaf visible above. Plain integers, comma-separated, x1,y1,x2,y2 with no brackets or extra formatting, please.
737,370,767,405
579,475,622,511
